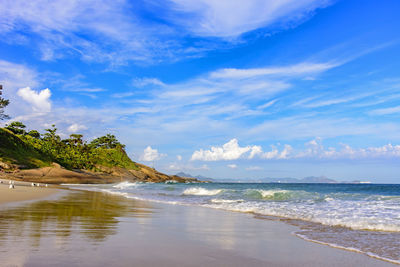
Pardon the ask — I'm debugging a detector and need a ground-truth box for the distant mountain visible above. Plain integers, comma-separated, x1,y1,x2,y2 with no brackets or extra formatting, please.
299,176,338,183
237,176,336,183
176,172,213,181
176,172,339,183
176,172,193,178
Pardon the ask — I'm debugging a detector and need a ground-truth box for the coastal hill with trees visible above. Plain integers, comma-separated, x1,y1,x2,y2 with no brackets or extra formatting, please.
0,122,198,184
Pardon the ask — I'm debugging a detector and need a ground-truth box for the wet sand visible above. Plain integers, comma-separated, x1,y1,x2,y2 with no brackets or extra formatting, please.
0,189,397,267
0,179,60,205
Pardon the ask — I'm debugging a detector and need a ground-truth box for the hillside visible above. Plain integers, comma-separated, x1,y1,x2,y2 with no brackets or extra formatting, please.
0,128,199,184
0,128,52,169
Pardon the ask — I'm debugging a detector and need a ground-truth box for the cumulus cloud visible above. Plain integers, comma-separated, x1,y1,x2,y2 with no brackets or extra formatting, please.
296,139,400,159
227,164,237,169
191,139,259,161
250,144,293,159
67,123,87,133
191,138,400,161
17,87,51,112
191,139,292,161
140,146,166,161
177,155,182,161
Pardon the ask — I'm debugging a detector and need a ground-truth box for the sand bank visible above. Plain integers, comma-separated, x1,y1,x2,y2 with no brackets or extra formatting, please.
0,179,60,205
0,189,396,267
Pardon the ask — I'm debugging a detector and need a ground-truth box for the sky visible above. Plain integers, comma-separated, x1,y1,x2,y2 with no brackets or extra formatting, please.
1,0,400,183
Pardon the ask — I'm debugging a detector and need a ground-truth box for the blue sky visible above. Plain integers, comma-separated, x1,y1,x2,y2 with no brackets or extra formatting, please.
1,0,400,182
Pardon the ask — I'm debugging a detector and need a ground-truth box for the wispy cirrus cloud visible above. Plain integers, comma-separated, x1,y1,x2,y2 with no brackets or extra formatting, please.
0,0,183,64
162,0,332,38
0,0,333,65
369,106,400,115
210,62,337,79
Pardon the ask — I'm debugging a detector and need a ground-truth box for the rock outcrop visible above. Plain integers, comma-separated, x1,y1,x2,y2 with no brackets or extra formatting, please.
0,162,202,184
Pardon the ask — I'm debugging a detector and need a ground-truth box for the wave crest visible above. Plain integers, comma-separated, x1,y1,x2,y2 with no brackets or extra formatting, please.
183,187,222,196
245,189,292,200
113,181,141,189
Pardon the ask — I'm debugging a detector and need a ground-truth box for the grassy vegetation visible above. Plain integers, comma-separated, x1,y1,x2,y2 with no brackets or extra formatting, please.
0,128,52,168
0,123,139,171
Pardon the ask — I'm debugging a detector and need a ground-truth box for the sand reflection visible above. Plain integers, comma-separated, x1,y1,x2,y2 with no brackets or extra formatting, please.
0,190,153,248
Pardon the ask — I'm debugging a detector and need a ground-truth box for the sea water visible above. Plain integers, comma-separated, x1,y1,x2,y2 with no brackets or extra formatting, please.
68,182,400,264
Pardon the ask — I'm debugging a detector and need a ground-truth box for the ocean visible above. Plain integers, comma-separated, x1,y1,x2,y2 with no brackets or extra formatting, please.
68,182,400,264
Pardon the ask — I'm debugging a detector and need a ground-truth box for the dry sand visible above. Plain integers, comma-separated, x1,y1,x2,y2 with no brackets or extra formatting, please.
0,179,60,205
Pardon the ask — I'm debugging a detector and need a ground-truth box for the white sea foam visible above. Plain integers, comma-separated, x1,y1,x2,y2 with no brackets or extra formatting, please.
210,199,244,204
258,189,289,198
204,200,400,232
113,181,142,189
295,233,400,265
73,183,400,232
182,187,222,196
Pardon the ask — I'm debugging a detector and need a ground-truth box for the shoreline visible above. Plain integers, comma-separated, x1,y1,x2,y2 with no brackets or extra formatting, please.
65,184,399,266
95,187,400,266
0,178,62,206
0,183,397,266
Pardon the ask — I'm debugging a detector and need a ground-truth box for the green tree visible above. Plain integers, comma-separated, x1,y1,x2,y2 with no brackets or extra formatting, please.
90,134,125,149
5,121,26,135
27,130,41,138
41,125,62,159
0,97,9,120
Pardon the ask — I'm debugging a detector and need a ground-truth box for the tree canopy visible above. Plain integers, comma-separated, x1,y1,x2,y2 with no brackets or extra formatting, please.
0,97,9,120
90,134,125,149
3,123,135,170
5,121,26,135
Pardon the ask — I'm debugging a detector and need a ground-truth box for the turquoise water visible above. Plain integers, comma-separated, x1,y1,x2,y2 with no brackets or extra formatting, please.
69,182,400,263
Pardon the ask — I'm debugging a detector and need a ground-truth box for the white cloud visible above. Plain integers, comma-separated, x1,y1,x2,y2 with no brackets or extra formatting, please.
252,144,293,159
168,163,209,171
166,0,331,37
246,166,262,171
177,155,182,161
168,163,181,171
190,138,400,161
17,87,51,112
369,106,400,115
67,123,87,133
191,139,294,161
296,140,400,160
210,63,337,79
0,0,334,64
140,146,166,161
257,99,278,110
0,60,38,91
191,139,256,161
248,145,263,159
132,78,166,88
227,164,237,169
0,0,188,64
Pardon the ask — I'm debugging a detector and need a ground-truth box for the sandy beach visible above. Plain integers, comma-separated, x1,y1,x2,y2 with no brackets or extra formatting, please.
0,179,60,205
0,188,396,267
